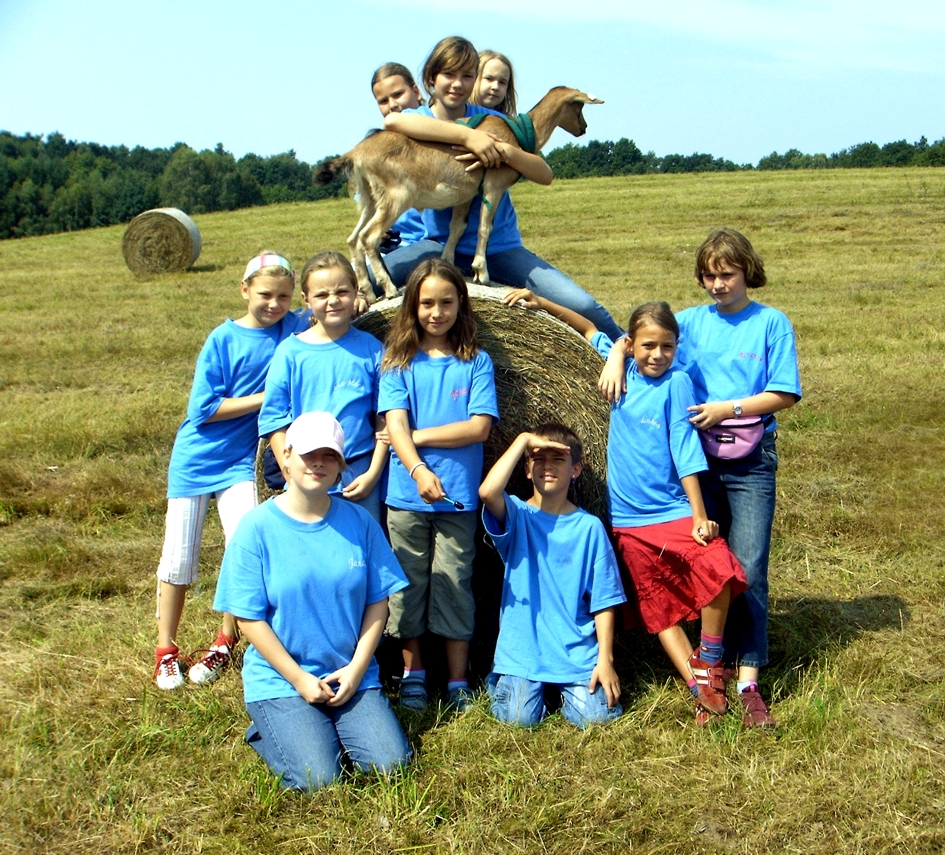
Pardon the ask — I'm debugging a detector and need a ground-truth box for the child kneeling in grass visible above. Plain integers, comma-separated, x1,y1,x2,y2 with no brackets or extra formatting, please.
213,412,412,792
478,424,626,728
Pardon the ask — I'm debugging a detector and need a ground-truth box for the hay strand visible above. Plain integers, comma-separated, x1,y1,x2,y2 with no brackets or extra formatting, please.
354,284,611,518
122,208,202,275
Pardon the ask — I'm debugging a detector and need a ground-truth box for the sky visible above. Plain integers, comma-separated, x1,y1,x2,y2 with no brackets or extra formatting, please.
1,0,943,167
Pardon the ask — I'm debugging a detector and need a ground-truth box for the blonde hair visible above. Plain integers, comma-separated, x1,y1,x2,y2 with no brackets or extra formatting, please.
472,49,517,116
299,251,357,296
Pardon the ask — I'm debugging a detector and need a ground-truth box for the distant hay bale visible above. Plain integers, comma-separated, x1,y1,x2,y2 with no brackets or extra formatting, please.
354,284,611,518
122,208,202,275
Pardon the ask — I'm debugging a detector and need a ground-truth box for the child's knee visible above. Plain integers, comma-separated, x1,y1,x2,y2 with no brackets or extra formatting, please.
487,674,545,727
561,686,622,729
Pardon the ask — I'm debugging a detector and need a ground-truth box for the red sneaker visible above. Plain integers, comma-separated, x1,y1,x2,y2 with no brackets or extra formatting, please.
688,648,728,716
740,685,776,728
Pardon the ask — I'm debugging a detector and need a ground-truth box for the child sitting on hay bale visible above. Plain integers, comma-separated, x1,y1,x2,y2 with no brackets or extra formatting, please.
478,423,625,728
380,35,624,341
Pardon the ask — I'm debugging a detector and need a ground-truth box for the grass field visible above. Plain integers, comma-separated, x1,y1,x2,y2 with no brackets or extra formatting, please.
1,167,944,854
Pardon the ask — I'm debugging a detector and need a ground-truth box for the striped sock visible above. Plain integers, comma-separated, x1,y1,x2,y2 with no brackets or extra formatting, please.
699,632,724,664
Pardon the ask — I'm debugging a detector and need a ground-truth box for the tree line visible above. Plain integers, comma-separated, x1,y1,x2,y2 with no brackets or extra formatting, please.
544,135,945,177
0,132,346,240
2,129,943,240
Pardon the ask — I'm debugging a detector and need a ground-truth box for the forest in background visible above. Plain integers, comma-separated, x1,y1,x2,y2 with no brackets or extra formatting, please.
2,129,943,240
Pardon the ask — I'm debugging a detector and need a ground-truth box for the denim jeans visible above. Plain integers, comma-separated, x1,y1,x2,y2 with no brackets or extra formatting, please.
245,689,412,792
381,240,624,342
699,432,779,669
486,672,622,730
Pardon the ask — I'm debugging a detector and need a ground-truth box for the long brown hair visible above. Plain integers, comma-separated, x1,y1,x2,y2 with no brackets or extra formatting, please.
381,259,479,371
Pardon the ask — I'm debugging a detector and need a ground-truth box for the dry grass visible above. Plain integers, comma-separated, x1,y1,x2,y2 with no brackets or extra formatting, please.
1,168,944,854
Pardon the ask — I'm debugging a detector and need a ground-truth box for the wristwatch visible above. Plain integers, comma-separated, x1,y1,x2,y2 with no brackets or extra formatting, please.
732,400,743,417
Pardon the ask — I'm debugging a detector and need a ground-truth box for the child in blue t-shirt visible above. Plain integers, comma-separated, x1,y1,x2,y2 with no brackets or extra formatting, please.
154,251,308,691
505,289,746,725
378,258,499,712
213,411,411,792
259,252,388,522
478,423,626,729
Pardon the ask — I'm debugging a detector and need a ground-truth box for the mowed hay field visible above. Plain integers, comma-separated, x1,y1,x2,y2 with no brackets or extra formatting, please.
1,168,944,854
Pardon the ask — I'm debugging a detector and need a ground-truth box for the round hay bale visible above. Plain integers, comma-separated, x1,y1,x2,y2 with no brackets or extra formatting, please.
122,207,202,275
354,284,611,518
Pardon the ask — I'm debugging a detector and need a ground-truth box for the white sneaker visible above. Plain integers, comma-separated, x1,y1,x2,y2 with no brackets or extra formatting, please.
154,652,186,690
188,644,232,685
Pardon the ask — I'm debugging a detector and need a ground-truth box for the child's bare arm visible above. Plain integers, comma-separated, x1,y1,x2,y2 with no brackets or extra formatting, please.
266,428,288,475
205,392,265,423
680,474,719,546
503,288,598,340
493,144,553,184
322,599,389,706
385,112,502,168
598,339,628,403
478,432,530,522
342,415,389,501
589,607,621,708
412,414,492,449
387,408,445,504
479,432,573,522
687,390,798,429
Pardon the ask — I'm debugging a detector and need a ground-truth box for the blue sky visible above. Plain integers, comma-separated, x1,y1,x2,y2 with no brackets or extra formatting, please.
2,0,942,166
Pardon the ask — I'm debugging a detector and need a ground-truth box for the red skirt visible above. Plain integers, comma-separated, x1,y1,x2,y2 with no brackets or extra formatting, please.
612,517,747,634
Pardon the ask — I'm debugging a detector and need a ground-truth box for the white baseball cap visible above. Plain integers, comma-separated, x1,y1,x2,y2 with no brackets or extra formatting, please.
284,411,347,470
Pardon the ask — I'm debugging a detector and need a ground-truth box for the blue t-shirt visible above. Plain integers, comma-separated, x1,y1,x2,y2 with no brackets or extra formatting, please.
675,301,801,433
258,327,384,462
407,104,523,256
593,333,707,528
167,312,309,498
213,497,408,704
378,349,499,512
483,494,626,684
392,208,425,247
